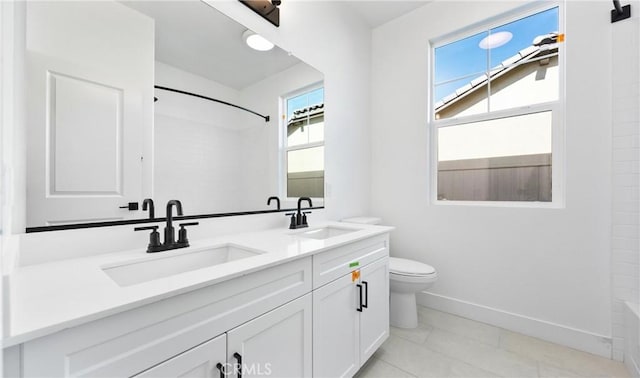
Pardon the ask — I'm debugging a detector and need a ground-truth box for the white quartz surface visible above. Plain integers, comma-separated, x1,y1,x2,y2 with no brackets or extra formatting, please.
5,222,392,347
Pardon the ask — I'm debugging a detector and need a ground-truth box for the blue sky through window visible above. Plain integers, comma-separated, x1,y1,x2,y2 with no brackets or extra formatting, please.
434,7,558,104
287,87,324,121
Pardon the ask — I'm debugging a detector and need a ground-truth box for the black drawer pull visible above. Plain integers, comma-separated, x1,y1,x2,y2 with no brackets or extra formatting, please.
216,362,225,378
356,283,363,312
233,352,242,378
362,281,369,309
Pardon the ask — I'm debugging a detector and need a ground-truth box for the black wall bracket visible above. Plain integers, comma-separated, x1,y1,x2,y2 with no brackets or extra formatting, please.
239,0,280,27
611,0,631,23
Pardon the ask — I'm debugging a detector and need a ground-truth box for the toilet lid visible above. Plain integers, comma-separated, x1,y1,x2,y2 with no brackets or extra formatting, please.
389,257,436,276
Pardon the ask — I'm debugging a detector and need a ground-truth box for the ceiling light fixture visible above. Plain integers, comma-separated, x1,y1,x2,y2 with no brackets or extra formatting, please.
243,30,275,51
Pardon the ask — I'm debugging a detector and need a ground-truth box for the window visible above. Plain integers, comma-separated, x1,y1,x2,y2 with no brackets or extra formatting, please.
284,86,324,198
431,5,562,204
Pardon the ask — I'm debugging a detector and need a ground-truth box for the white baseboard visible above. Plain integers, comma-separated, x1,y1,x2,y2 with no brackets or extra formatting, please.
624,302,640,377
417,292,612,359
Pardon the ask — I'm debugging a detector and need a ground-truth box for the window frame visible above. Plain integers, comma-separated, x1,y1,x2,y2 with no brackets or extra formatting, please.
279,82,325,202
428,1,565,208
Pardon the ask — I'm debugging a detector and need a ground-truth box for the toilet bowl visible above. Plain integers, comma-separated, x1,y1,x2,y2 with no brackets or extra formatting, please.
389,257,437,328
341,217,439,329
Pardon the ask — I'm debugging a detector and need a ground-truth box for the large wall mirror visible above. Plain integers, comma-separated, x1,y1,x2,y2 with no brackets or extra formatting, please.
24,0,325,230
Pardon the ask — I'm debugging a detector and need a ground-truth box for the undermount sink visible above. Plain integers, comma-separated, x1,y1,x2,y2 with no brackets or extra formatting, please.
296,226,357,240
102,244,263,287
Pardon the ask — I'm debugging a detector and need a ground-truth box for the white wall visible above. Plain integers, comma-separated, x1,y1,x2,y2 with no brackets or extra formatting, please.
1,0,26,240
371,1,614,357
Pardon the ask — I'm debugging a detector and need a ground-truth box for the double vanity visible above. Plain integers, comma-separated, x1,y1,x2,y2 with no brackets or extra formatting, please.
5,222,392,377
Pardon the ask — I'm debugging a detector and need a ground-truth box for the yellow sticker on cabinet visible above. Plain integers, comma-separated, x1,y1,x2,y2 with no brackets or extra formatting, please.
352,270,360,282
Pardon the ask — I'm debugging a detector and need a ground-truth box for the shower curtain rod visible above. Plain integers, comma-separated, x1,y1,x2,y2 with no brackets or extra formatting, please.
154,85,270,123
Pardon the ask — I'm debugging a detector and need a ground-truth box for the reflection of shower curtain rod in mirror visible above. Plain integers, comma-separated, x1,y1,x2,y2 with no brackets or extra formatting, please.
154,85,270,123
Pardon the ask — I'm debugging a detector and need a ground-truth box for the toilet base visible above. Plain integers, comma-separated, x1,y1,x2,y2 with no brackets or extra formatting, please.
390,291,418,328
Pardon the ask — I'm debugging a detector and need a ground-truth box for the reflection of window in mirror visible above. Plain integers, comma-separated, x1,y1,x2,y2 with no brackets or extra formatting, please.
283,86,324,199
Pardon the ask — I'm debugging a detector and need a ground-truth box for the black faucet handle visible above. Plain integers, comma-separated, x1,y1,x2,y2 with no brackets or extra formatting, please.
285,213,297,229
134,225,159,231
178,222,199,245
302,211,312,226
134,225,161,251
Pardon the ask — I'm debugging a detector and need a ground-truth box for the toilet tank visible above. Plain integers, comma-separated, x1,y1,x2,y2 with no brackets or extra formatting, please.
341,217,382,225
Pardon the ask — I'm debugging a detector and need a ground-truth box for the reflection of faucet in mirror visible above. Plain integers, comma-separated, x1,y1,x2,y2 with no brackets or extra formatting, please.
267,196,281,210
142,198,154,219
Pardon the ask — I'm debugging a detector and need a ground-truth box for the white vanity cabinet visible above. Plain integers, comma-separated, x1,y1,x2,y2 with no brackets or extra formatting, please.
19,257,312,377
134,333,227,378
134,294,312,378
312,235,390,378
6,230,392,378
358,257,390,363
227,293,312,378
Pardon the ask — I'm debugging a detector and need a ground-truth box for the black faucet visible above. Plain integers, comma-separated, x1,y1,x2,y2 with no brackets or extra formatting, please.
134,200,198,253
142,198,154,219
286,197,313,229
267,196,281,210
165,200,183,245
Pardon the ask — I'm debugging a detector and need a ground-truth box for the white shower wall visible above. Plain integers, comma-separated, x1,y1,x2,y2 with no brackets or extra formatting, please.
154,62,245,216
610,0,640,370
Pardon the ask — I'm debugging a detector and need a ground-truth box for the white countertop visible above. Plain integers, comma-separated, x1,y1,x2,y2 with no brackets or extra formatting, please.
4,222,393,347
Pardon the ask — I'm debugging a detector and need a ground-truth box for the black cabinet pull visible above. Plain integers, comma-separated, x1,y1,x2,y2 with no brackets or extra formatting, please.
356,283,363,312
233,352,242,378
216,362,225,378
362,281,369,309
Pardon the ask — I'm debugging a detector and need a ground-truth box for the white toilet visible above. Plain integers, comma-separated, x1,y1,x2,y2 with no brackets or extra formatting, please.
388,257,437,328
342,217,438,329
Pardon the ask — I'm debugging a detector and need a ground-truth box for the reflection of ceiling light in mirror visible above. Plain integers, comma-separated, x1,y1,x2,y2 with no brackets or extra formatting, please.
243,30,274,51
479,31,513,49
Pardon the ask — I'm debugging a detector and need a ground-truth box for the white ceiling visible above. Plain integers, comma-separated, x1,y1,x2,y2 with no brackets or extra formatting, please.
121,1,302,90
344,1,430,28
120,1,428,89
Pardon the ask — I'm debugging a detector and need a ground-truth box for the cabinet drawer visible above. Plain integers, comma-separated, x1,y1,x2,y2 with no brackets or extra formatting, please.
22,257,312,377
134,333,226,378
312,234,388,288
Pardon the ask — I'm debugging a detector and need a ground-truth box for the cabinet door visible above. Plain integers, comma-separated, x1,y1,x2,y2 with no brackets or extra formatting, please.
227,294,312,378
134,333,226,378
313,273,360,378
359,257,390,364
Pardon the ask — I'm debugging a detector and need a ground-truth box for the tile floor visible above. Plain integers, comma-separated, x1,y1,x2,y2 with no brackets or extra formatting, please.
355,306,631,378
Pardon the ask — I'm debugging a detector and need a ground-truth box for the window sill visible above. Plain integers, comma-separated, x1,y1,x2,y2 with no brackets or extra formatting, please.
432,199,564,209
